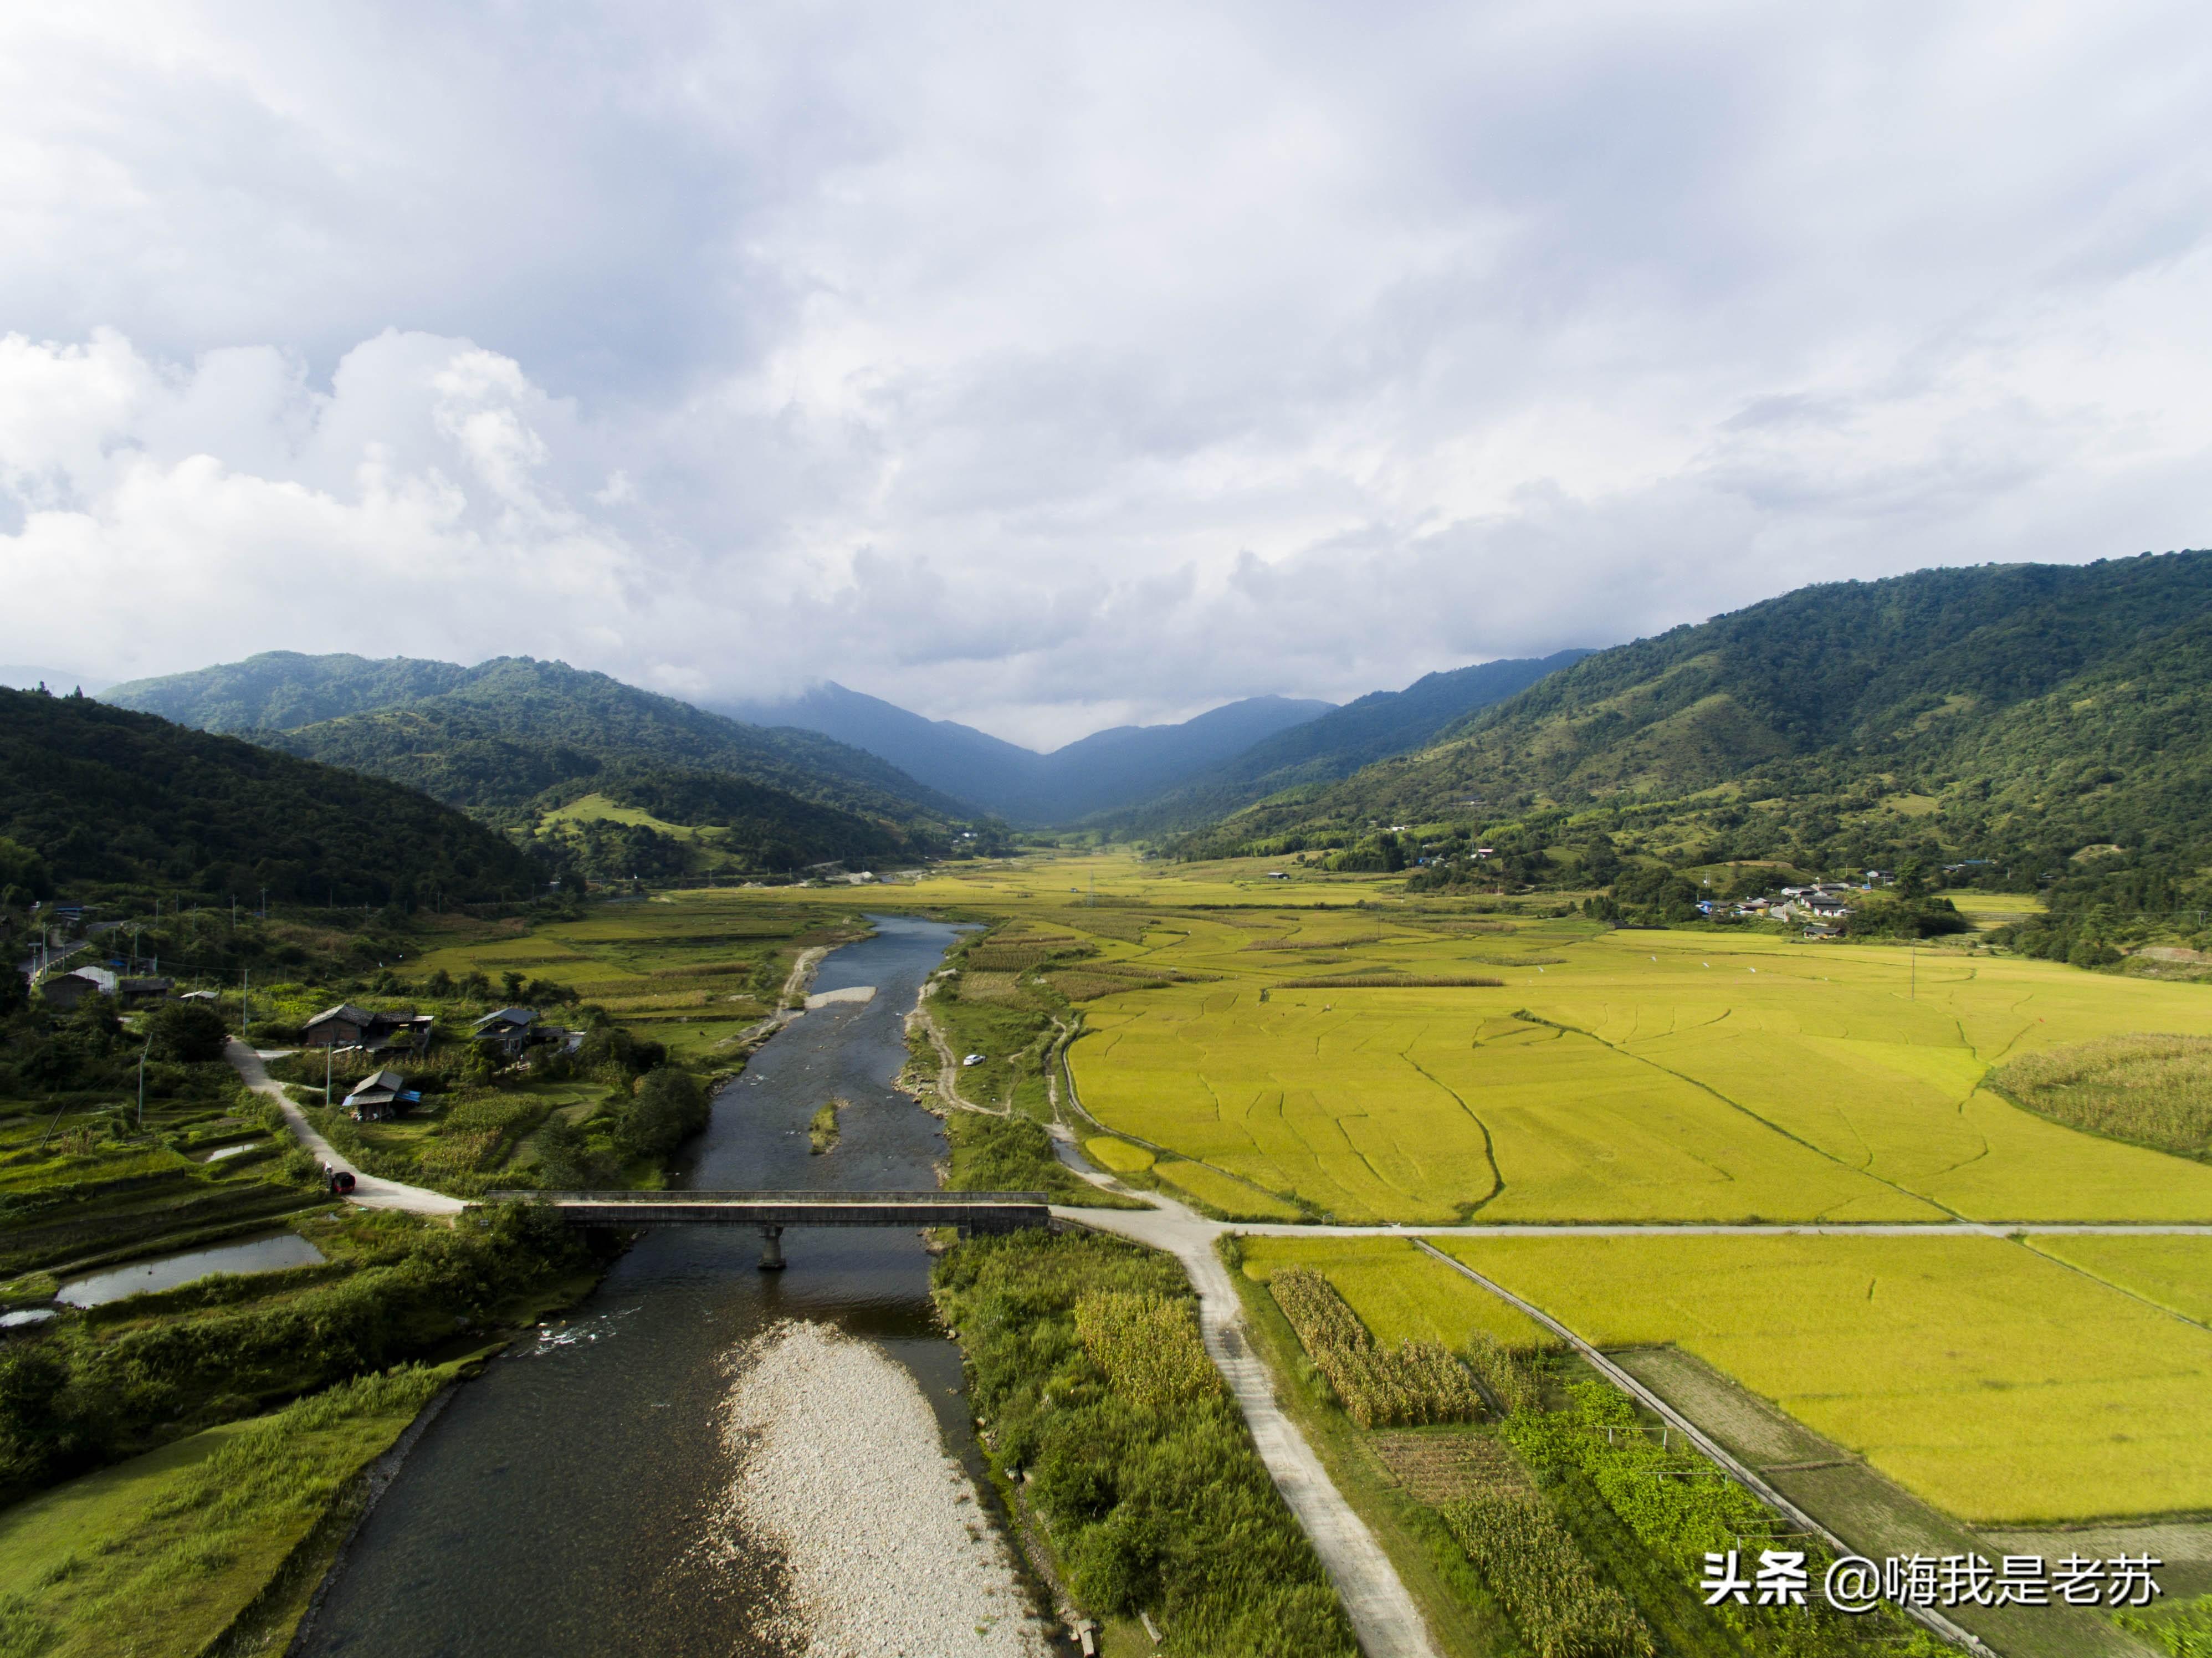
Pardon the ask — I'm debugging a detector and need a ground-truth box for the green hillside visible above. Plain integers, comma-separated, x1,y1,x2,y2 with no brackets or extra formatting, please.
107,654,1007,874
105,651,470,733
531,764,910,881
0,686,540,905
1186,552,2212,958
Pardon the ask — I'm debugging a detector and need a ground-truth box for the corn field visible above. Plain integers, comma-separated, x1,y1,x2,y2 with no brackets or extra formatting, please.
1995,1033,2212,1159
1440,1491,1655,1658
1271,1266,1485,1426
1073,1289,1221,1410
1463,1328,1542,1414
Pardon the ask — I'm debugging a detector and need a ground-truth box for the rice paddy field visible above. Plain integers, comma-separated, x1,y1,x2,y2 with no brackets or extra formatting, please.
694,854,2212,1533
1427,1233,2212,1524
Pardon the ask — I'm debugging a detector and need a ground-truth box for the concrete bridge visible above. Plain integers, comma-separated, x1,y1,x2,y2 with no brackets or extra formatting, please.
482,1189,1052,1268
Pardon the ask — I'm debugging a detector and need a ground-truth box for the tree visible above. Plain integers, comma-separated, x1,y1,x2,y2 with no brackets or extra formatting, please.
615,1066,709,1160
144,1000,231,1063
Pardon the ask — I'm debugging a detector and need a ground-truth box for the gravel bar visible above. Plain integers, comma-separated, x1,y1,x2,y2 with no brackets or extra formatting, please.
719,1320,1052,1658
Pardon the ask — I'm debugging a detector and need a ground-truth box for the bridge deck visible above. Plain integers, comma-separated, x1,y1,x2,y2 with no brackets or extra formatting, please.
481,1189,1052,1232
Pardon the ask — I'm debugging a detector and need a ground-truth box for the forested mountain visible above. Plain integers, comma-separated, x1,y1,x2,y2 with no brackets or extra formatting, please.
720,683,1333,822
106,651,471,731
111,654,971,826
0,687,539,905
1110,651,1591,832
1189,552,2212,954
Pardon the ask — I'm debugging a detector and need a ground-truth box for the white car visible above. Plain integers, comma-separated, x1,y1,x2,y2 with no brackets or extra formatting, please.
962,1053,987,1067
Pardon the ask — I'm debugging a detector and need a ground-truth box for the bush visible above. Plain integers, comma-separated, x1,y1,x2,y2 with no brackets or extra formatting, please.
613,1066,709,1160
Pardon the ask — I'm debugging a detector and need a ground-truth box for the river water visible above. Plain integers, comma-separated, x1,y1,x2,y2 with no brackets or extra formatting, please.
300,914,1023,1658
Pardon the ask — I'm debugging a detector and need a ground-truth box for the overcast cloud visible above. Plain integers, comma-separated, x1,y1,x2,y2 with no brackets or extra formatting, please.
3,1,2209,747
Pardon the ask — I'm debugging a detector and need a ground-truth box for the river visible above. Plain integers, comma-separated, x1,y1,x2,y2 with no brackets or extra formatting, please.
298,913,1044,1657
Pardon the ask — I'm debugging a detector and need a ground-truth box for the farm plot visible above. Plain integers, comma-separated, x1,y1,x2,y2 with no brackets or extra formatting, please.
1237,1235,1547,1351
1432,1233,2212,1524
1075,984,1937,1222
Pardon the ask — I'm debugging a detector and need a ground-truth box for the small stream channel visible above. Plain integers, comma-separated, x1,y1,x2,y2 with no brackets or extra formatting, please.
296,913,1047,1657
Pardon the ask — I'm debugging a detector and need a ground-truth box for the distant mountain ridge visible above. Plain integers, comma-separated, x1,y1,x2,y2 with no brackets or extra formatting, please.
1105,651,1594,832
715,684,1336,823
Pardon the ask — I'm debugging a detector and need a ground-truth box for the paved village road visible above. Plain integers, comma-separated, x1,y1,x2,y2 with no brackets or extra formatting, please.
226,1040,464,1216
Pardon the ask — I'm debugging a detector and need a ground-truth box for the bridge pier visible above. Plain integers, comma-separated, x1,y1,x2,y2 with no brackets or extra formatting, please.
759,1225,786,1271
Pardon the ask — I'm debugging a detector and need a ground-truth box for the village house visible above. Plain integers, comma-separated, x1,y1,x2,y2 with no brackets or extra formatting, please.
472,1006,541,1060
303,1002,436,1054
38,966,116,1010
117,976,174,1007
342,1069,418,1122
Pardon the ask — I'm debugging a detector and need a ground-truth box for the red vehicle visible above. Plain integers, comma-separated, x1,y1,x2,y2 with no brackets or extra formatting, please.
324,1165,357,1196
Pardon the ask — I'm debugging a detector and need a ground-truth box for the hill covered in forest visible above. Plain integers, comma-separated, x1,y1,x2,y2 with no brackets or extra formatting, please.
0,687,541,905
107,654,989,870
1185,552,2212,955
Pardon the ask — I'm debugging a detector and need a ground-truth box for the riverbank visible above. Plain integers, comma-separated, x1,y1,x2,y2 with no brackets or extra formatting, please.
718,1318,1052,1657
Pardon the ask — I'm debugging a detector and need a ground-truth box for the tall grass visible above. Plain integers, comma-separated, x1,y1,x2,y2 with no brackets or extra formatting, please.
1438,1491,1653,1658
1994,1033,2212,1159
1269,1267,1484,1427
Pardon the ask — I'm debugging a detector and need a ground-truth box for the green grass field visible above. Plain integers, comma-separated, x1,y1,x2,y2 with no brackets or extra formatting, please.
0,1368,446,1658
1429,1233,2212,1524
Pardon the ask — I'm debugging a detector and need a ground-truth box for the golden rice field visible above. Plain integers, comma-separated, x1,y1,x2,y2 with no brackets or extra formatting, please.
1428,1233,2212,1524
733,853,2212,1222
2025,1232,2212,1324
1149,1157,1305,1220
1237,1235,1548,1351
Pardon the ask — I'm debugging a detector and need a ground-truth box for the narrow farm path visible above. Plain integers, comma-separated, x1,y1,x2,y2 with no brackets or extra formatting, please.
1071,1194,1443,1658
224,1040,464,1216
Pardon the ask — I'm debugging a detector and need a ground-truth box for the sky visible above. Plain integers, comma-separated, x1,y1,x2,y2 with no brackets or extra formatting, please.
2,2,2209,749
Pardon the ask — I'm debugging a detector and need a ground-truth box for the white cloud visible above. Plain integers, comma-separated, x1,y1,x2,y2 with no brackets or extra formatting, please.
2,1,2210,747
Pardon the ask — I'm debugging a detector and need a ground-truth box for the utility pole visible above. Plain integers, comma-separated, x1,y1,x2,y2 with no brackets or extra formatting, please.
325,1038,334,1107
1910,941,1917,1001
242,969,249,1048
137,1035,150,1130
